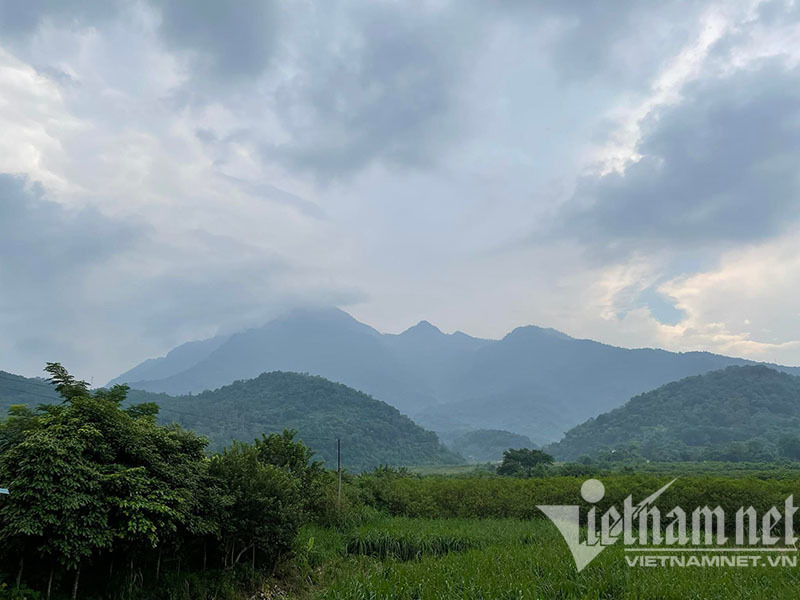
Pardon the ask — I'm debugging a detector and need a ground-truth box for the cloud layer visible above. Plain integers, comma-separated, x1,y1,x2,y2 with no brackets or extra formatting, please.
1,0,800,381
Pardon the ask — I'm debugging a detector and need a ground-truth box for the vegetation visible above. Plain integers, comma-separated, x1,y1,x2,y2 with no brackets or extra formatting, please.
0,364,334,599
6,364,800,598
496,447,554,477
306,516,800,600
0,368,462,473
549,365,800,462
127,371,462,471
446,429,534,463
350,468,800,523
299,472,800,599
0,371,58,412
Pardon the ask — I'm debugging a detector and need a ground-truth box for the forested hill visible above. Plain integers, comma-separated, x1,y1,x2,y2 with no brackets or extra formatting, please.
548,366,800,462
127,371,462,471
0,370,59,408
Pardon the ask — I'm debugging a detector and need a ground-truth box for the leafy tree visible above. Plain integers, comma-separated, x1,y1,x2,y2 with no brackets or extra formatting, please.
496,448,554,477
209,441,303,570
0,364,209,598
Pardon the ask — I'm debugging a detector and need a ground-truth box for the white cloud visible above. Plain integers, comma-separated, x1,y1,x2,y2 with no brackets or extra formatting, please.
2,0,800,381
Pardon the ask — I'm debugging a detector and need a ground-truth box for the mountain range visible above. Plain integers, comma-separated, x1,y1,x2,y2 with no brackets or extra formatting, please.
110,308,800,443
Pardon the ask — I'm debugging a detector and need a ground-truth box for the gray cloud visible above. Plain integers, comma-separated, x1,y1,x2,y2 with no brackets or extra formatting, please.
0,0,694,180
262,2,484,178
0,174,142,295
494,0,706,84
0,0,122,37
0,174,357,379
556,61,800,259
154,0,277,82
4,0,800,377
0,173,145,375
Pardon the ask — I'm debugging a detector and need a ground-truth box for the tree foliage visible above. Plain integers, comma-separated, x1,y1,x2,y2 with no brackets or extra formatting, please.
496,448,554,478
0,364,327,598
127,371,462,471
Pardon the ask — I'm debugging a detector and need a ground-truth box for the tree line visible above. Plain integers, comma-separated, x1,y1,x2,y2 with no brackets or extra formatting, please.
0,364,335,599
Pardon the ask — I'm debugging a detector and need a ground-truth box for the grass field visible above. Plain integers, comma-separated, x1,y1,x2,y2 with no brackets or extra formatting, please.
297,516,800,599
406,463,496,476
288,469,800,599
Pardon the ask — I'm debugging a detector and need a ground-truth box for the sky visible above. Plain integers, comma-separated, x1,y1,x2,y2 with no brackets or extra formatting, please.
2,0,800,383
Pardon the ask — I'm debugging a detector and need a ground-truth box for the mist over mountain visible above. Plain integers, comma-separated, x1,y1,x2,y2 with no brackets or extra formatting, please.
110,308,800,443
548,366,800,462
446,429,536,464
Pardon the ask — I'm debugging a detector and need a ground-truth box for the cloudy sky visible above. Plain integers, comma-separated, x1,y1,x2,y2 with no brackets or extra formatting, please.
2,0,800,382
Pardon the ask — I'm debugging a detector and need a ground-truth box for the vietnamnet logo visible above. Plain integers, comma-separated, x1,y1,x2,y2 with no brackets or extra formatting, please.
538,479,799,571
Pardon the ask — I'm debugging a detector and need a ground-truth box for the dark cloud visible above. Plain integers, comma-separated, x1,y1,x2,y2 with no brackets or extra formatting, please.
0,174,358,378
0,173,145,374
0,174,142,295
154,0,277,82
0,0,696,180
556,62,800,258
263,2,483,178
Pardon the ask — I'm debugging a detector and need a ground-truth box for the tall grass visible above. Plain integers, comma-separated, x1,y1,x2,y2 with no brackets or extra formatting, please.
315,518,800,600
344,518,538,561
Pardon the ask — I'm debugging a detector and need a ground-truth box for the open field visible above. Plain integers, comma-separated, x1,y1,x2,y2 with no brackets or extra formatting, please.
297,515,800,600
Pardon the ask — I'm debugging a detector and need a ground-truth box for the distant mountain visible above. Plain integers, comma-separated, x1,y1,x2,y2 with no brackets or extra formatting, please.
548,366,800,462
109,308,800,443
107,334,230,386
112,308,490,414
447,429,536,463
416,327,800,443
0,370,59,411
127,371,462,471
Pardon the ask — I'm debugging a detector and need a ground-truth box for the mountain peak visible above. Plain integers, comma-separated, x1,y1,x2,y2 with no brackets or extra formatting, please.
401,320,443,336
503,325,573,342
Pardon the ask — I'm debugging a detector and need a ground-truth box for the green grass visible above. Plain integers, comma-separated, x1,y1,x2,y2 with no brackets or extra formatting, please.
343,517,538,560
310,517,800,599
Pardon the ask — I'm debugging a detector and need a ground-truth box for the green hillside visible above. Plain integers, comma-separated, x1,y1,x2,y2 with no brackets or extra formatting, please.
549,365,800,462
0,370,59,408
127,371,462,471
0,368,461,471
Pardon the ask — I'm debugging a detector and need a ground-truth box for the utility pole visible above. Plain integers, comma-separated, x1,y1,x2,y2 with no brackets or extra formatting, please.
337,438,342,511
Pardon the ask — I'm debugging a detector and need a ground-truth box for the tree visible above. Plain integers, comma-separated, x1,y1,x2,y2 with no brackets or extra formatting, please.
0,363,209,598
496,448,554,477
209,441,303,570
254,429,325,517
